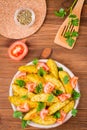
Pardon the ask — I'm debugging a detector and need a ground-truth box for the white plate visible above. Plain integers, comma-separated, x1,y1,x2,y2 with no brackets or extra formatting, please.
9,59,80,129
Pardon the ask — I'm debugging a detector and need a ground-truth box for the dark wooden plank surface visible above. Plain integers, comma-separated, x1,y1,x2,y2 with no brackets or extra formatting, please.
0,0,87,130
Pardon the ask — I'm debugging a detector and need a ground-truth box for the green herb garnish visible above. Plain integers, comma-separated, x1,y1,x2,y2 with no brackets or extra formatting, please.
35,83,43,93
53,111,61,118
66,37,75,47
38,67,46,77
15,79,26,87
72,90,81,100
21,120,30,129
13,111,23,118
54,0,78,18
47,94,54,102
53,89,63,96
37,102,45,112
71,18,79,26
21,95,28,100
54,0,79,47
71,108,78,117
33,58,38,65
58,67,63,71
63,75,69,84
54,8,66,18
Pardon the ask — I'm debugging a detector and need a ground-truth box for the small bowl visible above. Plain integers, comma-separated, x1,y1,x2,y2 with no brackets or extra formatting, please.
9,59,80,129
14,8,35,27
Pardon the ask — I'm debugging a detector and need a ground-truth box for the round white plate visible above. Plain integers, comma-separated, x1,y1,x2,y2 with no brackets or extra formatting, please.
9,59,80,129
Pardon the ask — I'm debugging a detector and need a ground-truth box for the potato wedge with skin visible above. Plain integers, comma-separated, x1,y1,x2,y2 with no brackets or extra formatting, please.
31,93,58,102
47,59,59,79
59,71,73,94
32,115,56,125
9,96,38,108
26,74,45,84
61,100,74,113
19,65,37,73
23,108,37,120
12,84,35,98
44,74,65,92
48,100,69,115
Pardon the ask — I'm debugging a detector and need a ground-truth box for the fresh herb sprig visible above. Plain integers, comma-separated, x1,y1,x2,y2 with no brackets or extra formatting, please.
72,108,78,116
54,0,79,47
54,0,78,18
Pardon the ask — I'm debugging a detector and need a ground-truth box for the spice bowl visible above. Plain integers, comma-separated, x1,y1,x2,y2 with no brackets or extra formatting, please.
14,8,35,27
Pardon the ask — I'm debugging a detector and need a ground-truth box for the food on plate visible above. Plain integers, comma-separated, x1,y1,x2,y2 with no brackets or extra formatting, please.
59,71,73,94
8,41,28,61
9,59,80,128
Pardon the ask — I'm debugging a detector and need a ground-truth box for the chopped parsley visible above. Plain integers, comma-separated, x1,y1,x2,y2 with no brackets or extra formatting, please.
37,102,45,112
33,58,38,65
71,108,78,117
53,89,63,96
21,95,28,100
58,67,63,71
63,75,69,84
35,83,43,93
53,111,61,118
72,90,81,100
38,67,46,77
15,79,26,87
54,8,66,18
21,120,30,129
47,94,54,102
13,111,23,118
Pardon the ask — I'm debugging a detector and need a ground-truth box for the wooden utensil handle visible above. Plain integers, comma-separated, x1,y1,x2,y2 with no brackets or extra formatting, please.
73,0,85,16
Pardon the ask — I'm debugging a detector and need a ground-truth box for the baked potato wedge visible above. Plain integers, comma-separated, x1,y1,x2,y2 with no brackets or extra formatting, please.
48,100,69,115
47,59,59,79
32,115,56,125
61,100,74,113
12,84,35,98
31,93,58,102
44,74,65,92
26,74,45,84
59,71,73,94
9,96,38,108
19,65,37,73
23,108,37,120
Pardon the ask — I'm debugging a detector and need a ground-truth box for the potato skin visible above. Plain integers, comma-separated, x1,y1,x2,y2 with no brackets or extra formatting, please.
26,74,45,84
23,109,37,120
31,93,58,102
12,84,35,98
48,100,69,115
32,116,56,125
47,59,59,79
59,71,73,94
19,65,37,73
44,74,65,92
61,100,74,113
9,96,37,108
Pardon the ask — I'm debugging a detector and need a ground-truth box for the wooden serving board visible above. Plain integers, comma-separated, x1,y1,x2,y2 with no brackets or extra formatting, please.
0,0,46,39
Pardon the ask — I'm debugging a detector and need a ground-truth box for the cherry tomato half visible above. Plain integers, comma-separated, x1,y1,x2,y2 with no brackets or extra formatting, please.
8,41,28,61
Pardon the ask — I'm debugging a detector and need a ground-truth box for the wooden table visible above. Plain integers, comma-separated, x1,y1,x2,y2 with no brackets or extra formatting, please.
0,0,87,130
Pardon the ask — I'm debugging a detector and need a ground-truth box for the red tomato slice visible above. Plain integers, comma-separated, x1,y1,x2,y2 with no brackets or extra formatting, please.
37,62,49,71
58,94,71,102
8,41,28,61
70,76,78,89
40,109,48,120
17,103,29,112
57,110,66,124
44,82,55,93
26,83,36,92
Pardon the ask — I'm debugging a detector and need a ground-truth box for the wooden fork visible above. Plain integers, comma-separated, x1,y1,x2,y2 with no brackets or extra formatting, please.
54,0,85,49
